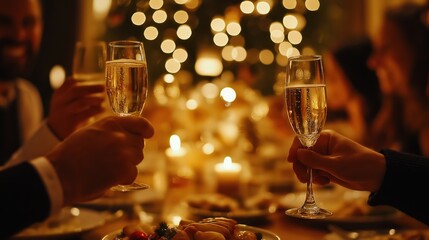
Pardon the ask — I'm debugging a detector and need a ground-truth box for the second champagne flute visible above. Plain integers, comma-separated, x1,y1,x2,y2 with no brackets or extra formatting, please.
73,41,106,85
106,40,149,192
284,55,332,219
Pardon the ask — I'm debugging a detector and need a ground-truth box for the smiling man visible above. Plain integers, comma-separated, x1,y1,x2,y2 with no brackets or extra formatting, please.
0,0,107,166
0,0,45,163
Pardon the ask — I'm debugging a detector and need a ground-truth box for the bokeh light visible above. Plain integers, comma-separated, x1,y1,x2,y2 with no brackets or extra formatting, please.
177,25,192,40
153,10,167,24
256,1,271,15
161,39,176,53
49,65,66,89
131,12,146,26
211,17,226,32
213,32,229,47
240,1,255,14
144,26,159,40
288,30,302,45
174,10,189,24
149,0,163,10
173,48,188,63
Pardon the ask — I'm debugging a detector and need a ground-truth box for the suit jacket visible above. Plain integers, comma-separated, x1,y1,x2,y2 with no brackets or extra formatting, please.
368,149,429,226
0,162,50,238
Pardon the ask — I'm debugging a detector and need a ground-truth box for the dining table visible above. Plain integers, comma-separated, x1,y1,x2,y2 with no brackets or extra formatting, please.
76,181,428,240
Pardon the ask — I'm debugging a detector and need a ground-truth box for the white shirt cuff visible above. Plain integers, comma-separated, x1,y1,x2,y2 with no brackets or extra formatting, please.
30,157,64,215
6,120,60,167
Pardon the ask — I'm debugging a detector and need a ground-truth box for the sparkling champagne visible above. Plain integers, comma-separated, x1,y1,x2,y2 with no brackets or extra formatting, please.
74,73,105,86
285,84,327,147
106,59,148,116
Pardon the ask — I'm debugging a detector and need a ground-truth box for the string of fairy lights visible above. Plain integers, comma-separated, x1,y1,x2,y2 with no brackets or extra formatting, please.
49,0,322,92
110,0,321,76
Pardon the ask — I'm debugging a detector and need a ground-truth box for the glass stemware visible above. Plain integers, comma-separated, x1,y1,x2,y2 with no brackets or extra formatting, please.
106,40,150,192
284,55,332,219
72,41,109,123
73,41,106,85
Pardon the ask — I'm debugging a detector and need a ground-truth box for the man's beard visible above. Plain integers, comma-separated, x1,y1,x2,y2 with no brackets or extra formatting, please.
0,39,37,82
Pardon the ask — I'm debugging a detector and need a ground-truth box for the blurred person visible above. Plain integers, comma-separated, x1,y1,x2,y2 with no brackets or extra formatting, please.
0,0,105,165
0,116,155,237
324,38,381,145
287,129,429,225
367,2,429,155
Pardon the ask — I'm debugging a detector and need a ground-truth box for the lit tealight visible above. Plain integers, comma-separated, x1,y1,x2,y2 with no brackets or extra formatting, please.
166,134,187,158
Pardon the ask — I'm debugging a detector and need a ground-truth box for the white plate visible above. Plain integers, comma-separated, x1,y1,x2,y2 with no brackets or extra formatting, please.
12,207,105,239
102,224,280,240
279,188,401,225
324,229,429,240
77,188,163,209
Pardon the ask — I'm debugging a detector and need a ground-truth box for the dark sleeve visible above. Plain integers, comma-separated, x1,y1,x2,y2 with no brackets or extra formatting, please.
0,162,51,238
368,149,429,225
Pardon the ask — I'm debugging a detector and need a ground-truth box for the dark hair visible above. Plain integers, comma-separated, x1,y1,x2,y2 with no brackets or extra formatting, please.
385,3,429,101
333,38,381,124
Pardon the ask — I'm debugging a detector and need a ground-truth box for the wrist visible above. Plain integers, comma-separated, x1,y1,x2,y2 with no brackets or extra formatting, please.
46,118,64,140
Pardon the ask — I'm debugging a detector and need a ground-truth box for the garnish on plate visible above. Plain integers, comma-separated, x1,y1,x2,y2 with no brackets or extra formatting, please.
116,217,264,240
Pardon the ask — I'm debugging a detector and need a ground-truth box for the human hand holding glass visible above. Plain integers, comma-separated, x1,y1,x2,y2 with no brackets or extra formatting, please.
106,40,149,192
284,55,332,219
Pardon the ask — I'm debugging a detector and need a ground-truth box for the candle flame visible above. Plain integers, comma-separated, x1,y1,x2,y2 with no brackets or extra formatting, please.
170,134,182,150
223,156,232,165
172,216,182,226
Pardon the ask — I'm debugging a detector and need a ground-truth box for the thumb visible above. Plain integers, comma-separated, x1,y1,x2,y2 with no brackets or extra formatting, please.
296,148,333,172
113,116,155,138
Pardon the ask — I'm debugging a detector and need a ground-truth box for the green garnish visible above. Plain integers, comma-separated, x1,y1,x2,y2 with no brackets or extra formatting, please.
255,232,263,240
154,222,177,240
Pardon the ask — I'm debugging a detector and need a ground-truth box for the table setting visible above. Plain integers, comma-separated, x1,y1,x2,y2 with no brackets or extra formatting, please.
11,40,429,240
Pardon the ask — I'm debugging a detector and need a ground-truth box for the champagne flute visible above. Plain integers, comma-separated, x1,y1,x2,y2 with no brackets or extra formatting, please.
284,55,332,219
73,41,106,85
106,40,149,192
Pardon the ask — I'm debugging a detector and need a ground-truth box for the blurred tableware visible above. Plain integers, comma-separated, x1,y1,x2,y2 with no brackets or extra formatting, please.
278,188,401,227
106,40,149,192
12,207,105,240
327,224,397,240
184,193,276,224
76,190,164,210
324,227,429,240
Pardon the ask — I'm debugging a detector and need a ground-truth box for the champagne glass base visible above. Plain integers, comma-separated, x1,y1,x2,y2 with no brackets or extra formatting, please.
285,207,332,219
110,182,150,192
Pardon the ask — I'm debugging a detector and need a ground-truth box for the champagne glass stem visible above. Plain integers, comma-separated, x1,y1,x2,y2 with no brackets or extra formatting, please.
305,167,315,206
285,147,332,218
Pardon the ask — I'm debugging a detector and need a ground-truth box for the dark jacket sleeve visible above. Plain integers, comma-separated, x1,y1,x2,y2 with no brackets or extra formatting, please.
368,149,429,225
0,162,51,238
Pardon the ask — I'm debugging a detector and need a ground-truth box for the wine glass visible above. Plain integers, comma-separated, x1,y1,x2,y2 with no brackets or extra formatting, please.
106,40,150,192
72,41,109,123
73,41,106,85
284,55,332,219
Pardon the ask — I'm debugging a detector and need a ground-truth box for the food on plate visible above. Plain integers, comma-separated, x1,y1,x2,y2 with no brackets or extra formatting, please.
186,193,273,213
114,217,263,240
187,194,239,212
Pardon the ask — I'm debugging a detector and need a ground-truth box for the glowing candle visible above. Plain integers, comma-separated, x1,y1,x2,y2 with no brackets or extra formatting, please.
214,156,242,198
165,135,193,182
165,134,187,159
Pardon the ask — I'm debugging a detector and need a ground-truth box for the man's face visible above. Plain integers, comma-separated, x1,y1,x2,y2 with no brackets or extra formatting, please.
0,0,43,80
